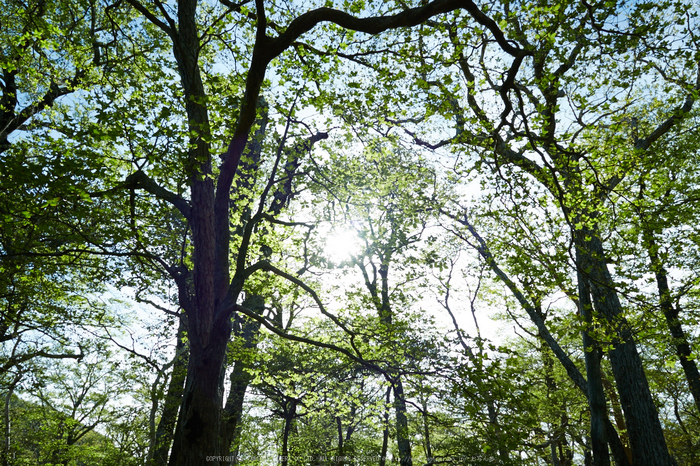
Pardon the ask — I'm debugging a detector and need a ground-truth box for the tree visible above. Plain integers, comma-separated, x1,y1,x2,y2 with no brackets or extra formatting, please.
5,0,700,464
309,138,452,466
586,108,700,416
0,0,111,153
1,345,141,466
44,2,486,464
339,1,700,463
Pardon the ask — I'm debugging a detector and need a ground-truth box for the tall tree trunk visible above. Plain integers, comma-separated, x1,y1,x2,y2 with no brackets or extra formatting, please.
393,379,412,466
419,396,433,464
281,399,297,466
379,386,391,466
645,232,700,414
222,297,263,462
167,0,233,461
149,315,189,466
600,371,632,464
575,245,611,466
578,231,673,465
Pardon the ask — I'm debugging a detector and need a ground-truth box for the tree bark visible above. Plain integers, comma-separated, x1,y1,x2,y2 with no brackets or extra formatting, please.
575,245,610,466
149,315,189,466
167,0,231,461
168,312,231,466
645,233,700,415
222,297,263,462
577,231,674,465
393,379,412,466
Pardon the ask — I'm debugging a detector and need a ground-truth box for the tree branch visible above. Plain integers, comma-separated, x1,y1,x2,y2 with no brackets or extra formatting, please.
125,0,174,36
118,170,192,220
1,346,84,374
636,68,699,151
234,303,382,373
444,209,588,392
247,262,356,338
217,0,490,208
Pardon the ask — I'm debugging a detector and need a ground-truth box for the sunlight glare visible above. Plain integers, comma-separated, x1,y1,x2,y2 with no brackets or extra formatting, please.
324,228,361,264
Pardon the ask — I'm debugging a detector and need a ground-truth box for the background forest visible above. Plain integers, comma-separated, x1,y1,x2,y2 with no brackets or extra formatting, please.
1,0,699,465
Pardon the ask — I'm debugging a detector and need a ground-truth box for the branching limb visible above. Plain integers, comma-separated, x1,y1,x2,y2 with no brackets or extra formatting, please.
125,0,174,36
218,0,509,203
234,303,381,374
443,208,588,392
602,64,700,195
0,346,84,374
247,262,356,338
635,65,699,151
90,170,191,221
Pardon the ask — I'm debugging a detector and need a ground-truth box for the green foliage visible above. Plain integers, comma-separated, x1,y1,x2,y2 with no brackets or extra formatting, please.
3,0,700,464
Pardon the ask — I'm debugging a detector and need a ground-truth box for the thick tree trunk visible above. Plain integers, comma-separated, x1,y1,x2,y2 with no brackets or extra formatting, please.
168,311,232,466
149,316,189,466
575,247,610,466
578,232,673,465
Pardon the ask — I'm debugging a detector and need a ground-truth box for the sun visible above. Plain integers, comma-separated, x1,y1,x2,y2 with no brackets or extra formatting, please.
324,227,362,264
